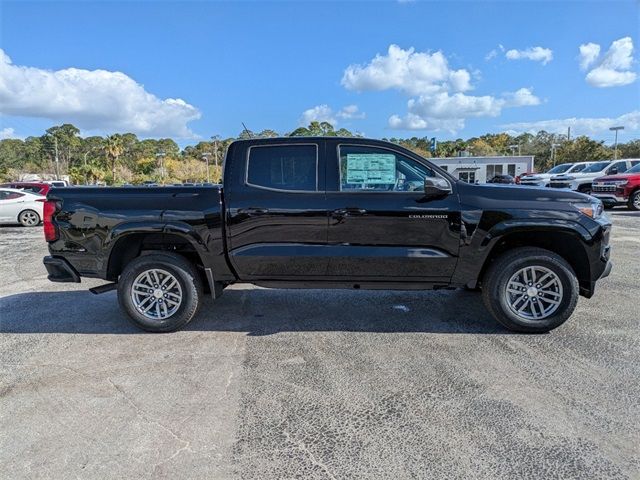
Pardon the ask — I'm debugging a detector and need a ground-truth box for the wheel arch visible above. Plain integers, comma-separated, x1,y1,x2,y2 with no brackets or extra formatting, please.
106,230,207,282
478,228,592,295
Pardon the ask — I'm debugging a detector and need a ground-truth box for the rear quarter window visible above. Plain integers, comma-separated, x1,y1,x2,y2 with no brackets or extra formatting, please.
246,144,317,191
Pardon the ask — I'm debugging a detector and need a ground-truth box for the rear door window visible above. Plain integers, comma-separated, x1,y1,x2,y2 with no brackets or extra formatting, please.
246,144,317,192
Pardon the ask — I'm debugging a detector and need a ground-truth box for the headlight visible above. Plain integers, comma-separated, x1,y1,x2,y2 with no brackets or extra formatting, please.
563,176,575,181
612,180,628,186
572,200,603,219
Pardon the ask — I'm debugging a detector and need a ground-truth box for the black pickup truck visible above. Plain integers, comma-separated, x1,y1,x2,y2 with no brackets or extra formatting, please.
43,137,612,333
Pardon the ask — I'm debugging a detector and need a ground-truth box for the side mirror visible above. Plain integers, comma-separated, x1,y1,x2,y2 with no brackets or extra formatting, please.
608,167,618,175
424,177,452,198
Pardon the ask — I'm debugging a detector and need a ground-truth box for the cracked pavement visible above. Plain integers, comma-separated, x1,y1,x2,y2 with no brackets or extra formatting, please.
1,210,639,479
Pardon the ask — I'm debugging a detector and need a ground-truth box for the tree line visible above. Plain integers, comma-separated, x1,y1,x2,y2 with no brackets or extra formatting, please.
0,121,638,184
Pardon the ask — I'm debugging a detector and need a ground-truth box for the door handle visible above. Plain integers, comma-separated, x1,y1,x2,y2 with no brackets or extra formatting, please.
332,207,367,216
238,207,269,215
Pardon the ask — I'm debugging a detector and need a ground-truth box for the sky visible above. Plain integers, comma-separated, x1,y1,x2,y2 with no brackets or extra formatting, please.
0,0,639,147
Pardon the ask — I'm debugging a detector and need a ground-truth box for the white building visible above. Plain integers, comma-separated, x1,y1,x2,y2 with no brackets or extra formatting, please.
431,155,535,183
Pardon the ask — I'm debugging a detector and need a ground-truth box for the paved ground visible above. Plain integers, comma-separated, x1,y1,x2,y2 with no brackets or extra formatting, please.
1,211,639,479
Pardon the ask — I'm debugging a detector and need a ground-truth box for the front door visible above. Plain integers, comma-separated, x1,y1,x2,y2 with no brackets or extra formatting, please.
225,141,328,280
324,142,461,281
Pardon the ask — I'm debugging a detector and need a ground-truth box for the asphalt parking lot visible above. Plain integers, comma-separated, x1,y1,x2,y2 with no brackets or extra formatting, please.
1,211,639,479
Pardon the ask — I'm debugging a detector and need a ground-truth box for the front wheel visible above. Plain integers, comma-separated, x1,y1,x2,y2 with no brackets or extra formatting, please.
482,247,579,333
628,190,640,211
19,209,40,227
117,253,203,332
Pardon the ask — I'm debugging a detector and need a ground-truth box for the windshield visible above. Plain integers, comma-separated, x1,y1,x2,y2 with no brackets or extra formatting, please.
547,164,573,174
569,163,589,173
626,163,640,174
581,161,611,173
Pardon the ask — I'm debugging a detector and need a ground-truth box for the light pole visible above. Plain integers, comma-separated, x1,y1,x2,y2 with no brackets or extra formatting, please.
211,134,221,167
509,144,521,156
609,126,624,160
551,143,561,167
155,150,166,184
202,153,212,183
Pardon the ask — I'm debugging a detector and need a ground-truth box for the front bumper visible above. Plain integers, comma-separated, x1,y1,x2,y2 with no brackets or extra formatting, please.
43,256,81,283
600,260,612,280
549,182,572,189
592,192,627,206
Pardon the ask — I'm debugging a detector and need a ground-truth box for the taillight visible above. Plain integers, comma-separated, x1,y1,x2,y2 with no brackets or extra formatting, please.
43,200,59,242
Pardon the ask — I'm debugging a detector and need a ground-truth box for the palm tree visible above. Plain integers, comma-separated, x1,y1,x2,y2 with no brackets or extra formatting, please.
105,135,124,183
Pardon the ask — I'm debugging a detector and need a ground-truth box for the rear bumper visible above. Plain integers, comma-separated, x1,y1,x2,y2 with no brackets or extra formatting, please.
43,256,81,283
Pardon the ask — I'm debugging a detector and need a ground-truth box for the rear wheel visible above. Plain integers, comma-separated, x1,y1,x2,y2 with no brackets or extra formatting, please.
117,253,203,332
628,190,640,211
482,247,579,333
19,209,40,227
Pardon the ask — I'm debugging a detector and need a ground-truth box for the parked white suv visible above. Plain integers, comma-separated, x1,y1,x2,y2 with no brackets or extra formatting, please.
548,159,638,194
519,162,593,187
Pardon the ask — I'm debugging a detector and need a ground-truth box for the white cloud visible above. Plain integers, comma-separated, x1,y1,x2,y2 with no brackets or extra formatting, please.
337,104,366,120
579,42,600,70
389,88,541,132
342,44,541,133
0,49,201,137
502,87,542,107
299,104,365,126
300,104,336,125
501,110,640,136
505,46,553,65
341,44,472,96
485,44,505,61
581,37,637,87
485,50,498,61
0,127,19,140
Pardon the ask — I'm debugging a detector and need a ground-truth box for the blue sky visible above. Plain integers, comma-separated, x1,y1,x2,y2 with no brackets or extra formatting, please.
1,0,638,146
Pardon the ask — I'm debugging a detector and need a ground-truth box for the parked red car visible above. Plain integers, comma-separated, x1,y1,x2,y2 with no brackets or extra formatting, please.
0,182,51,196
591,162,640,210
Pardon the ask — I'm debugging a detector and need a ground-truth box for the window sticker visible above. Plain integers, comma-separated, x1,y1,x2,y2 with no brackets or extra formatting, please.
346,154,396,184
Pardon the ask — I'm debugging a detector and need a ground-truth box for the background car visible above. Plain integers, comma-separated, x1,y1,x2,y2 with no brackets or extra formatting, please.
0,182,51,196
592,162,640,210
0,188,45,227
519,162,593,187
487,174,515,184
548,159,640,194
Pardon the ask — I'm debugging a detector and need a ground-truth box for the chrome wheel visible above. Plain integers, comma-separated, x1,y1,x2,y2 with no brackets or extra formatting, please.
633,192,640,210
20,210,39,226
130,269,183,320
506,266,563,321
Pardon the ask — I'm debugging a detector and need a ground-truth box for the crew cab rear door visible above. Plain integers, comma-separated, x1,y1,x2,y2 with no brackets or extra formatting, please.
324,140,461,281
224,140,328,280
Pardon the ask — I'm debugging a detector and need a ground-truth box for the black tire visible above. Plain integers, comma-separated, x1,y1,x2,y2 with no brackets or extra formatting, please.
628,190,640,211
117,253,203,332
482,247,579,333
18,209,40,227
578,185,591,195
